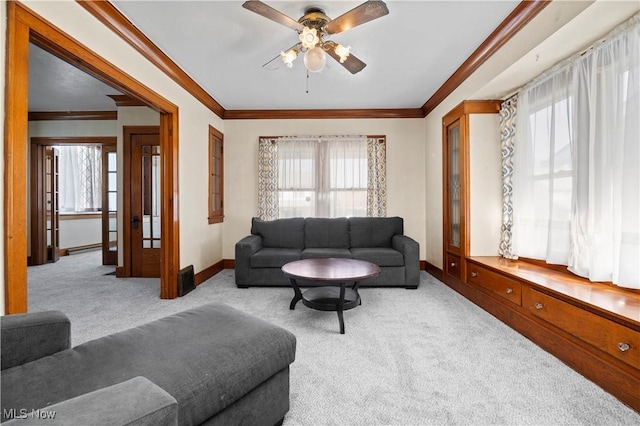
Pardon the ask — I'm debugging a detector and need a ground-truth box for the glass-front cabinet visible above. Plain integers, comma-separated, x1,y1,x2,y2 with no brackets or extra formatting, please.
442,101,500,286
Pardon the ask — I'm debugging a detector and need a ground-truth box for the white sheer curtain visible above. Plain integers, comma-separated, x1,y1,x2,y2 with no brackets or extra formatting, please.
58,145,102,213
277,136,368,218
512,14,640,288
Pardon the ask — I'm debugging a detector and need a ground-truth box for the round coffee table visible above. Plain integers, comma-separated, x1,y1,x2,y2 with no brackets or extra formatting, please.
281,258,381,334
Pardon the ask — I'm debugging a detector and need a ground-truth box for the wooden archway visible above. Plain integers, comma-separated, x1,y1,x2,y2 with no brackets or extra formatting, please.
4,2,180,313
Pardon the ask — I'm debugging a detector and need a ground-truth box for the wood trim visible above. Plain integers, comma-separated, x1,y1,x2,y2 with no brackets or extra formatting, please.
195,260,225,286
224,109,425,120
115,266,125,278
421,0,550,116
4,2,180,312
30,137,116,146
28,111,117,121
4,2,31,313
423,260,444,282
223,259,235,269
107,94,146,107
76,0,224,118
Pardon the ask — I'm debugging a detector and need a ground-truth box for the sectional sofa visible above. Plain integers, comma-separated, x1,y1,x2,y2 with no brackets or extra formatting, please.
1,304,296,425
235,216,420,288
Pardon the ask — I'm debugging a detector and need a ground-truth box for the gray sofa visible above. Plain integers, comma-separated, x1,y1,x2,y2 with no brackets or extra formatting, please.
235,216,420,289
1,303,296,426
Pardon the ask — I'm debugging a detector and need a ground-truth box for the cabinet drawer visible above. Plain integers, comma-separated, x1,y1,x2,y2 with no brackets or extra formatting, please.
467,263,521,306
524,288,640,370
446,253,462,279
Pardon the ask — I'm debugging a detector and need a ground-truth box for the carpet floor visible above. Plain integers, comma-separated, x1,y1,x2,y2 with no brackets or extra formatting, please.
27,251,640,425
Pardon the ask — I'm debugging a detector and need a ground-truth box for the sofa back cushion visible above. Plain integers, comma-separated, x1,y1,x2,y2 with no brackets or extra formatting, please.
251,217,305,248
304,218,350,248
349,217,404,248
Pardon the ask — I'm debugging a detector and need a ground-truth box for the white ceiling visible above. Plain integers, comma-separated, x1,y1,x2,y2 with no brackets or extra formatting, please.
27,1,640,114
109,1,520,110
28,1,522,112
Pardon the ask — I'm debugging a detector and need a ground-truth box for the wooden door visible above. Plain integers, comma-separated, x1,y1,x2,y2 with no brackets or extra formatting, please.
102,145,118,265
30,145,60,265
129,128,161,277
46,146,60,263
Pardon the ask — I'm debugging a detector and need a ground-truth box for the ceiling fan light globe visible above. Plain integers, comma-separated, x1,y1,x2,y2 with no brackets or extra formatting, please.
299,26,320,49
304,47,327,73
335,44,351,63
280,49,297,68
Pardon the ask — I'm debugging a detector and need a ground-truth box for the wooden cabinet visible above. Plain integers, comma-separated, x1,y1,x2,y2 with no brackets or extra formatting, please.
467,261,521,306
442,101,500,287
524,287,639,370
440,99,640,411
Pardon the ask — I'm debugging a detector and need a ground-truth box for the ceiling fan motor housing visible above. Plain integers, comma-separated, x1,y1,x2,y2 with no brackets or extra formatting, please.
299,8,330,33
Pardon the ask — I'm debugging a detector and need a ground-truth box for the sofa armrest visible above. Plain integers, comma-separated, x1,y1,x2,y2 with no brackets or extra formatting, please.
392,234,420,288
1,310,71,370
235,234,263,286
2,377,178,426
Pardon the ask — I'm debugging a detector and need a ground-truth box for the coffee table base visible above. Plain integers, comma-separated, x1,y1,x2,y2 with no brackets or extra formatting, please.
289,279,360,334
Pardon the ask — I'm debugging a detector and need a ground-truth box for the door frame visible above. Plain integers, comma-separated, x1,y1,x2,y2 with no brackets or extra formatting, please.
29,137,117,266
4,2,181,313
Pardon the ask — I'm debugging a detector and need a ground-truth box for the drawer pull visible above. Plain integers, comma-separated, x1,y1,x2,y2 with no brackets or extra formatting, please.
506,288,513,294
535,302,544,310
450,262,456,268
470,272,478,278
618,342,631,352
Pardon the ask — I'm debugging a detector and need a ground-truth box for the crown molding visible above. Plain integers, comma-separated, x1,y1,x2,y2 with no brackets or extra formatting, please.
223,108,424,120
421,0,550,117
76,0,225,118
78,1,548,120
28,110,117,121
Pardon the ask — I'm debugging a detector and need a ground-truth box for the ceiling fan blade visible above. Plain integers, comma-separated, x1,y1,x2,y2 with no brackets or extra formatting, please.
242,1,304,32
262,43,301,68
325,47,367,74
324,1,389,35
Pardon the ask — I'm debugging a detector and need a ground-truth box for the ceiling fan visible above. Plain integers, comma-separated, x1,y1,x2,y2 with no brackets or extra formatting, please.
242,0,389,74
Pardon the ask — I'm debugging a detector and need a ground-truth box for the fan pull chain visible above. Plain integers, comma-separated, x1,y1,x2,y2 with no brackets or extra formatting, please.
306,69,309,94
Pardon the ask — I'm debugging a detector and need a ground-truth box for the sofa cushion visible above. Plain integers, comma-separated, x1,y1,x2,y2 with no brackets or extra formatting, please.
304,218,349,248
350,248,405,267
250,248,302,268
301,248,353,259
252,217,305,248
1,304,297,426
349,217,404,248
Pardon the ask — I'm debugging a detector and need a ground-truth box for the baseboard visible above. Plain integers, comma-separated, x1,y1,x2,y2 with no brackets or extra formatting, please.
423,260,443,282
115,266,125,278
195,260,225,286
223,259,235,269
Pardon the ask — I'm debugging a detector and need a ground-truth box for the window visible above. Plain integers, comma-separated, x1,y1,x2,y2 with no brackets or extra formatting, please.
258,135,386,220
58,145,102,213
510,16,639,288
208,125,224,224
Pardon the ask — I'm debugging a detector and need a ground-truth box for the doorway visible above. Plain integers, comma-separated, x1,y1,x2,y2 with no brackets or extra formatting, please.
5,2,180,313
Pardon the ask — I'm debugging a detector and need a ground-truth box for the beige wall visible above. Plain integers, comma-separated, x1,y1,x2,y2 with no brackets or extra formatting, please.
223,119,426,259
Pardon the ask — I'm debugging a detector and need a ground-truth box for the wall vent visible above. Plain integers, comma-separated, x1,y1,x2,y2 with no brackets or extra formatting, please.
177,265,195,297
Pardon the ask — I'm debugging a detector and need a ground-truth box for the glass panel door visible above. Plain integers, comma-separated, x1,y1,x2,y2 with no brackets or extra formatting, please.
448,123,461,249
